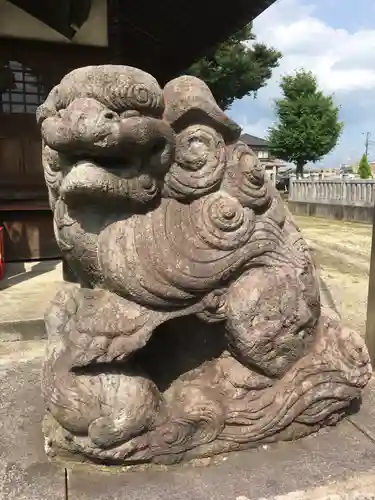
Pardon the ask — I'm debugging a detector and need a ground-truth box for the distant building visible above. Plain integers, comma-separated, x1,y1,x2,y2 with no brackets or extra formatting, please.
240,133,270,159
339,163,354,175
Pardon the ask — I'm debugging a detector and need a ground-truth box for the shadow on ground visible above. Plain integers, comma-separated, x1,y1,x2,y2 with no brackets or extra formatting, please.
0,260,58,290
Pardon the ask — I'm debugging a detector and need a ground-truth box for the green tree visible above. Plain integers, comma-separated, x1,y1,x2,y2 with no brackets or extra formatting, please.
187,24,281,110
358,154,373,179
268,70,343,178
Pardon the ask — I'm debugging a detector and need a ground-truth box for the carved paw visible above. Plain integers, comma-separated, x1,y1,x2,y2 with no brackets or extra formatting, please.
47,287,167,368
226,266,318,378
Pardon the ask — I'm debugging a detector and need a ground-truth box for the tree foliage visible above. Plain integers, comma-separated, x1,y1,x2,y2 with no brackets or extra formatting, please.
268,70,343,178
358,154,373,179
186,24,281,110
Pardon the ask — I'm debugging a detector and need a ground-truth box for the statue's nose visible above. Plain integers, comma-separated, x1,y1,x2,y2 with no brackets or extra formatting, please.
108,116,175,175
114,116,175,156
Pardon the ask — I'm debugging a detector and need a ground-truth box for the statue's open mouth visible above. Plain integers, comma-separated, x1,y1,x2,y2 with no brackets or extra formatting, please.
41,106,176,211
60,158,160,207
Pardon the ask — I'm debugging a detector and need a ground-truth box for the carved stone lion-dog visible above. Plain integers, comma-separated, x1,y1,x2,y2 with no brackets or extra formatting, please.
38,65,371,465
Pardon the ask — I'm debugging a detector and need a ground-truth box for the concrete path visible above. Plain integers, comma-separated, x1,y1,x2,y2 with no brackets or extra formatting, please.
0,340,65,499
0,260,62,323
0,260,62,340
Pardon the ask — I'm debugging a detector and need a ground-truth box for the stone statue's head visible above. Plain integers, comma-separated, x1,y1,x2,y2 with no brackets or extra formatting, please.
37,65,175,211
37,66,242,214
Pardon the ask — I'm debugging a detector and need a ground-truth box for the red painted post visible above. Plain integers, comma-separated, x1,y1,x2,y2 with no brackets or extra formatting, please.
0,226,4,280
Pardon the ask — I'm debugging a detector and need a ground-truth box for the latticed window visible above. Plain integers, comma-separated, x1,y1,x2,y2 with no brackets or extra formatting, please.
0,60,46,114
257,150,269,160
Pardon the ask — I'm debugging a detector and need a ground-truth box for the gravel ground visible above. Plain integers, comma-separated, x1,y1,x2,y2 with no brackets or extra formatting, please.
295,216,372,336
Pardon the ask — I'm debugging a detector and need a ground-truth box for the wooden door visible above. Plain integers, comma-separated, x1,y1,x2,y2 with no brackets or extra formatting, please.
0,59,46,200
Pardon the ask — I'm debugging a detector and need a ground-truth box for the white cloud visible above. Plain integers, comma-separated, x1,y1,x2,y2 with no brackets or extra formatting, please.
232,0,375,164
242,118,273,139
253,0,375,93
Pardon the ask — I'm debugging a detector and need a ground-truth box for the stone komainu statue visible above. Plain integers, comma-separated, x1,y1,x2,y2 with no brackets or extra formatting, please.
38,65,371,465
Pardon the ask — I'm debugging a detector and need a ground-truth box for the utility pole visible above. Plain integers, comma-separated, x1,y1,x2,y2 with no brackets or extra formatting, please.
366,129,375,366
365,132,371,157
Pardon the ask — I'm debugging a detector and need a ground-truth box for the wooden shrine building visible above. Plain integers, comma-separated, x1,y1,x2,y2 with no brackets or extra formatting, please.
0,0,276,261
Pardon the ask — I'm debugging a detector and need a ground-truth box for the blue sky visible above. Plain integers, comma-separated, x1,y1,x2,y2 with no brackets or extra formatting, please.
228,0,375,167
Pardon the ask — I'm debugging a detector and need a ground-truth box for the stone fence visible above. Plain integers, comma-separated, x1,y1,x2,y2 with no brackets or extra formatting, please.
288,178,375,223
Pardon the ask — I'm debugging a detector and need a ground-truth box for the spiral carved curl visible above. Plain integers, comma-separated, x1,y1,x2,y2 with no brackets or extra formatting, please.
163,124,226,200
222,141,272,211
193,192,255,251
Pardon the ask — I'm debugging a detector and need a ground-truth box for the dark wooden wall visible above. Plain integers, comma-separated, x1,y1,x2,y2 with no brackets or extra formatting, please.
0,39,108,261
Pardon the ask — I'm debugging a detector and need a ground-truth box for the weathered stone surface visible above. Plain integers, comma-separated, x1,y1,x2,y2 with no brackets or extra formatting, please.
38,64,371,465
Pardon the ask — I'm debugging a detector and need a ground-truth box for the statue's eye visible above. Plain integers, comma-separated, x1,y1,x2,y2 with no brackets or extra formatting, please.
121,110,141,119
104,111,118,120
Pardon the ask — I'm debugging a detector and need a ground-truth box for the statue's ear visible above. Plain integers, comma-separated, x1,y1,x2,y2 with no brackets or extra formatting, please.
163,76,241,143
36,85,59,125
